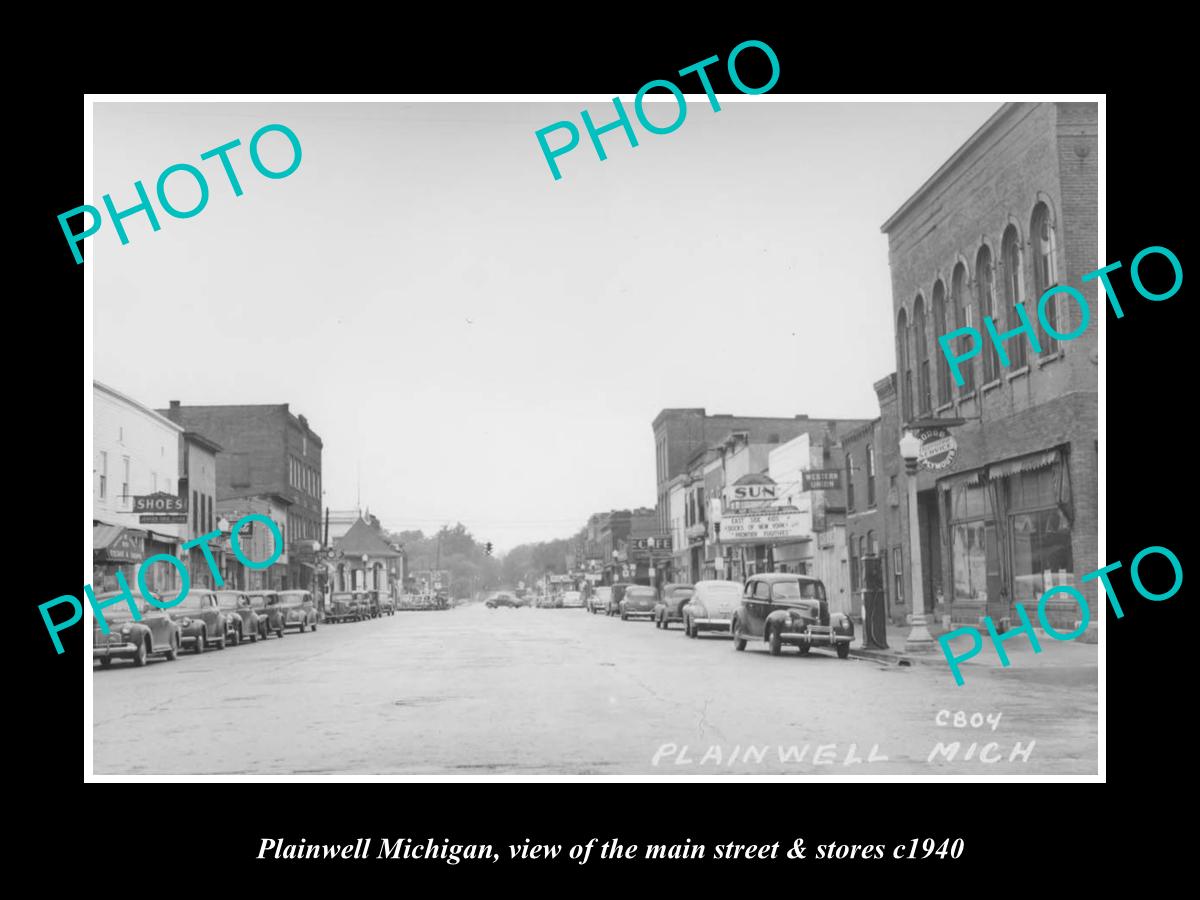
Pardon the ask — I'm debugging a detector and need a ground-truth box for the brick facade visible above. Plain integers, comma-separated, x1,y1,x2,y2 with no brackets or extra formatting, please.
161,403,325,588
881,102,1098,635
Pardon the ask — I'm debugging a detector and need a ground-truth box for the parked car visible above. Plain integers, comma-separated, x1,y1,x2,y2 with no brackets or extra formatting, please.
682,580,744,637
486,591,522,608
654,583,695,630
618,585,657,620
588,586,612,615
92,594,181,667
605,583,632,616
561,590,584,608
732,573,854,657
169,589,239,652
215,590,263,643
277,590,319,632
326,592,357,623
246,591,286,638
377,590,396,615
358,590,380,619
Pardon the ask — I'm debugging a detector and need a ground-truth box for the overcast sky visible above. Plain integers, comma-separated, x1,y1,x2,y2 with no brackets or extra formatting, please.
92,99,998,551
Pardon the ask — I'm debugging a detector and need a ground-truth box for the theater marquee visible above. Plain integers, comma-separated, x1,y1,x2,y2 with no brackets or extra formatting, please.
720,508,808,542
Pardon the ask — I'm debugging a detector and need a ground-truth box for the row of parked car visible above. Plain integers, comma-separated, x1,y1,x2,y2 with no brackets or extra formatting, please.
585,573,856,658
324,589,396,622
92,588,323,668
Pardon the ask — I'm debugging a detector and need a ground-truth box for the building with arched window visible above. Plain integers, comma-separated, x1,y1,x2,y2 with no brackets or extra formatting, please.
879,102,1098,639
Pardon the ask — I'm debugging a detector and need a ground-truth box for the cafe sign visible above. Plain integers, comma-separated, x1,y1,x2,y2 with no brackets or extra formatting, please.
720,508,808,543
918,428,958,470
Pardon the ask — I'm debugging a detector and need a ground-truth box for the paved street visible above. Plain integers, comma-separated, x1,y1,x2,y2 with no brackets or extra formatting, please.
92,604,1097,775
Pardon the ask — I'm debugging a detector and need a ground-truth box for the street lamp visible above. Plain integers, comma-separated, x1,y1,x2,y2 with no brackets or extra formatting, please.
899,430,935,652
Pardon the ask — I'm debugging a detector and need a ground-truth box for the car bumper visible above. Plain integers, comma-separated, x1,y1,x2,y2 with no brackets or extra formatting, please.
692,617,732,631
623,608,655,617
93,642,138,660
778,626,854,645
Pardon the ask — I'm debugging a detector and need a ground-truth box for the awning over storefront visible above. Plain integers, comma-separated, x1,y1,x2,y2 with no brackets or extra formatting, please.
145,530,181,546
937,448,1064,494
988,448,1061,480
93,523,146,563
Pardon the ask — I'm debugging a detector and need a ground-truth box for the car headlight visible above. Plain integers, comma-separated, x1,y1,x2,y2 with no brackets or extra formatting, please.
120,625,132,637
181,617,192,627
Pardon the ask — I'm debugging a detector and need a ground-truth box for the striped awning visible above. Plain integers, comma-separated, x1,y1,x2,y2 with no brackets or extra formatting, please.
988,449,1061,480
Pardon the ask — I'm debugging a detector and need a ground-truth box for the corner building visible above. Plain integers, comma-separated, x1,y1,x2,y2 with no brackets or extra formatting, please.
880,102,1098,635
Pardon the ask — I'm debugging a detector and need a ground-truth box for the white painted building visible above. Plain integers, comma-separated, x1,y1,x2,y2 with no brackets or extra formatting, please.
92,381,185,596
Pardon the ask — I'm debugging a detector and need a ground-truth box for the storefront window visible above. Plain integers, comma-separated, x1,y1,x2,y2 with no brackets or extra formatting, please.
949,480,992,605
1009,463,1073,604
951,522,988,604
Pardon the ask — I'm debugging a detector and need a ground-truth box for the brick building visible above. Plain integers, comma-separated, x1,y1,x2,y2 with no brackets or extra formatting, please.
840,374,907,624
880,101,1098,636
161,402,324,591
656,411,871,586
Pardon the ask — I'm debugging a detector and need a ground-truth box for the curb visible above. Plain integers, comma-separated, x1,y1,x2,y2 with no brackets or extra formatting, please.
850,646,941,667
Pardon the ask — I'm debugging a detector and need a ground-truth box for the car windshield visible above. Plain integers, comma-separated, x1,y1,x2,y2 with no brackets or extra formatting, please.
773,581,826,601
700,584,743,602
668,588,694,600
279,593,307,607
170,593,209,612
247,594,271,607
627,589,655,600
214,592,243,609
93,599,138,624
595,588,612,599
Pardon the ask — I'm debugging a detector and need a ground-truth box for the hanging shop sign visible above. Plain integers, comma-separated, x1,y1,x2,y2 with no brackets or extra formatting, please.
802,469,842,490
134,491,188,523
918,428,958,470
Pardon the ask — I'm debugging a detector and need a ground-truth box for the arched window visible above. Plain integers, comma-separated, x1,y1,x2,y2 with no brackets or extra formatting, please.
951,262,975,393
867,530,877,555
865,442,876,507
913,295,931,414
845,452,856,512
897,308,912,421
1000,225,1027,369
1031,202,1059,355
975,245,999,383
932,280,950,406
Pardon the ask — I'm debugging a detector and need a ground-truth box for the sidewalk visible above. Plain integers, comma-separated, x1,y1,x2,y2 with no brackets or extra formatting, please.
850,621,1099,672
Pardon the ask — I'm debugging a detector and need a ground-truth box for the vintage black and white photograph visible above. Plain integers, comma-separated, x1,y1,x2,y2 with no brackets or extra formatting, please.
86,96,1100,777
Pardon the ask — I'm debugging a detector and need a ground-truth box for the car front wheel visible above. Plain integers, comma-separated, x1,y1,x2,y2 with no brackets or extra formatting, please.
99,657,113,668
768,626,782,657
194,631,206,654
837,642,851,659
133,638,148,667
230,626,241,647
166,634,179,661
732,620,747,652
